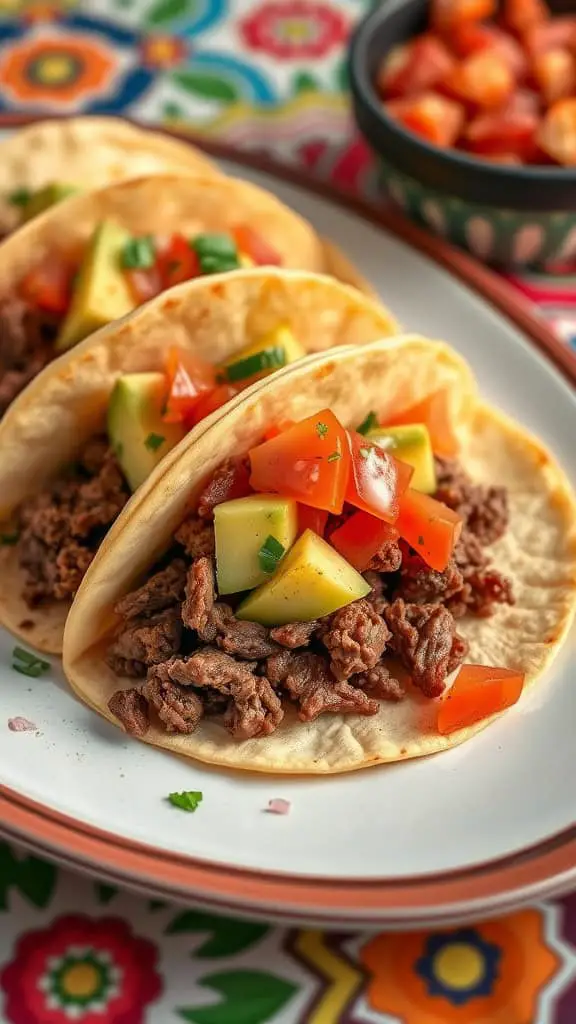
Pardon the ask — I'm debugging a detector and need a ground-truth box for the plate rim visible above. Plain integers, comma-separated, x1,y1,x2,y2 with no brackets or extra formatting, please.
1,114,575,924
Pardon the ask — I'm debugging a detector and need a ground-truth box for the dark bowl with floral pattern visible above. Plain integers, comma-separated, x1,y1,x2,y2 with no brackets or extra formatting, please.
348,0,576,269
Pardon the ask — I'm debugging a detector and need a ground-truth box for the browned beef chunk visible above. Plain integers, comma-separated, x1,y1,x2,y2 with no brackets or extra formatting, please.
320,600,390,681
197,457,251,520
175,516,215,558
267,650,380,722
107,608,182,673
213,604,280,660
384,598,465,697
181,556,216,640
434,457,508,546
108,688,150,737
0,298,59,416
270,621,320,649
363,571,388,616
447,632,470,674
17,441,130,606
395,543,464,605
448,530,514,618
352,663,405,701
115,559,187,621
368,535,402,573
144,663,204,734
168,649,283,739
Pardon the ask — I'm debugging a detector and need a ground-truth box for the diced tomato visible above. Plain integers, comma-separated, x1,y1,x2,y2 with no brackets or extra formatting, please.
524,16,576,56
297,503,329,538
464,108,538,159
124,266,162,305
163,347,217,424
19,261,74,315
383,389,459,458
232,225,282,266
249,410,351,514
532,48,576,105
345,430,413,524
329,510,400,572
376,35,455,99
263,420,295,441
482,152,524,163
396,489,462,571
185,382,241,428
386,92,465,147
538,97,576,164
449,22,528,78
432,0,496,35
502,0,549,37
197,456,252,519
156,234,200,289
437,664,525,734
506,87,542,115
443,50,515,109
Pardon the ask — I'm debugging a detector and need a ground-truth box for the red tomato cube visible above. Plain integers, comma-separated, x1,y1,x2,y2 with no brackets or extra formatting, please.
524,17,576,56
444,50,515,108
482,152,525,163
386,92,465,147
538,97,576,163
502,0,549,37
432,0,496,35
449,22,528,78
464,109,538,158
376,34,456,99
533,48,576,105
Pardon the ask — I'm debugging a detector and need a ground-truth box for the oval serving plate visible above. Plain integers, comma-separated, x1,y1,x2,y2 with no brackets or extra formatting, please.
1,119,576,930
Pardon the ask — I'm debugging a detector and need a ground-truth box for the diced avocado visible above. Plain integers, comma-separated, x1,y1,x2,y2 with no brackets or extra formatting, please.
236,528,370,626
107,372,186,492
219,325,306,385
56,220,136,352
22,183,79,223
367,423,436,494
214,494,298,595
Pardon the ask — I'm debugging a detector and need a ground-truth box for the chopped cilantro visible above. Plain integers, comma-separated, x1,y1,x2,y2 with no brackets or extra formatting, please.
8,187,31,207
0,530,19,545
359,446,371,459
258,535,286,574
357,410,378,436
145,433,165,452
168,790,203,812
12,646,50,678
121,235,155,270
316,421,328,440
327,451,341,463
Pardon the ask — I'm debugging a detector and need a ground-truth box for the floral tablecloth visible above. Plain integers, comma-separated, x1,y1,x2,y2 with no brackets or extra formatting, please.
1,1,576,1022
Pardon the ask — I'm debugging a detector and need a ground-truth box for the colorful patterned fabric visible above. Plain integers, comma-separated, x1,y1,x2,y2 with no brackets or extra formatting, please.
1,1,576,1021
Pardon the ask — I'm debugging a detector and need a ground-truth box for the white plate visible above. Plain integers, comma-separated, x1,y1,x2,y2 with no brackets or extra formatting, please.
1,127,576,928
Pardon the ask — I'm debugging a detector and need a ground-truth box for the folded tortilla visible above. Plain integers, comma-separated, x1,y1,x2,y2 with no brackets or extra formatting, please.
0,117,221,234
62,335,576,773
0,268,398,653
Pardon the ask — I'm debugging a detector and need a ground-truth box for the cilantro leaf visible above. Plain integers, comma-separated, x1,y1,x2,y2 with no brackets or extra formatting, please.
8,188,31,207
121,235,156,270
168,790,203,813
315,421,328,440
357,411,378,436
0,531,19,545
12,646,50,678
327,451,341,463
145,433,165,452
258,536,286,575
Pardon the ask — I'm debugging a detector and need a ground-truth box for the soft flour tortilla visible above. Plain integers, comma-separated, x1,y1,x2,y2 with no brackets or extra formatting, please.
0,268,398,653
0,117,221,234
63,335,576,773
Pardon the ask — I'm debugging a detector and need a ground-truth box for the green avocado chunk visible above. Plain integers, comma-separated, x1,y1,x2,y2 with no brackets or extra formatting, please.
56,220,136,353
214,494,297,595
107,373,186,492
236,528,370,626
367,423,436,494
21,183,79,223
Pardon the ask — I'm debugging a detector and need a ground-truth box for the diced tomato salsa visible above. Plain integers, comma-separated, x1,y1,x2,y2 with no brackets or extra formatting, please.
375,0,576,165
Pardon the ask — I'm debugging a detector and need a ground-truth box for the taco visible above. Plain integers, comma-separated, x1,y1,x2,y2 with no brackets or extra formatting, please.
0,117,221,237
62,335,576,774
0,267,397,655
0,171,386,419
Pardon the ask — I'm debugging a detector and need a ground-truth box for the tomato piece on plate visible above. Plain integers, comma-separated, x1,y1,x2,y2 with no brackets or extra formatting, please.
19,261,74,315
376,35,455,99
185,382,241,428
124,266,162,305
232,225,282,266
464,109,538,158
432,0,496,34
396,489,462,571
297,503,329,538
386,92,465,147
329,510,400,572
502,0,549,37
156,234,200,289
524,16,576,55
437,664,525,735
249,410,351,514
345,430,413,523
444,50,515,108
383,389,459,459
532,48,576,105
163,347,217,424
538,97,576,163
449,23,528,78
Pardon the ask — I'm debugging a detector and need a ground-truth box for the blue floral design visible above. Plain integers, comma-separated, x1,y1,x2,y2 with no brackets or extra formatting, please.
178,50,277,105
415,927,502,1006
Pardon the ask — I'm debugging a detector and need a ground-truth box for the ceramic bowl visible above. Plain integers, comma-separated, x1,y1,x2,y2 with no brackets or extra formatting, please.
348,0,576,269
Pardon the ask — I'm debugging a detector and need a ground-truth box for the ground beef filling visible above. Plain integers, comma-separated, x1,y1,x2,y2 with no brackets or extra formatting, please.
108,454,514,742
0,297,61,417
16,437,130,606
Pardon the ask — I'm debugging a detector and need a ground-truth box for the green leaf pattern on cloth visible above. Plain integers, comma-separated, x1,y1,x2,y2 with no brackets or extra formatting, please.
166,910,269,958
178,971,297,1024
0,841,57,910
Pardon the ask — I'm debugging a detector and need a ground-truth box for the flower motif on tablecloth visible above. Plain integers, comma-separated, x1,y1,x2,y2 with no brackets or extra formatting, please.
140,33,187,69
0,33,115,104
240,0,348,60
360,910,561,1023
0,914,162,1023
